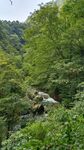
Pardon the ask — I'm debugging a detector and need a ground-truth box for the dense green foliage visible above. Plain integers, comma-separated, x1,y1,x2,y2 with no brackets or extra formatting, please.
2,101,84,150
0,20,26,54
23,0,84,105
0,0,84,149
0,21,30,146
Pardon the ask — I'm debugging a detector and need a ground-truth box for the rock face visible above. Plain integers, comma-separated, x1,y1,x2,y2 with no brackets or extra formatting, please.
26,89,59,116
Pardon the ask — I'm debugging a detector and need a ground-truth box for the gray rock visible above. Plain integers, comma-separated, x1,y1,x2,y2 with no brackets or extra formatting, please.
42,97,58,104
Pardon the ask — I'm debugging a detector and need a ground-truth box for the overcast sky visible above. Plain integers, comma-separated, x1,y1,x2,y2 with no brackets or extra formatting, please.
0,0,51,22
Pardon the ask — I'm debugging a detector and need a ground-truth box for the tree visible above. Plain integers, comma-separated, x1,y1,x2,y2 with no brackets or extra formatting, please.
23,0,84,106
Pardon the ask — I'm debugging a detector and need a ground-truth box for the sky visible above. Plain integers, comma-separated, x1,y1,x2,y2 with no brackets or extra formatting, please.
0,0,51,22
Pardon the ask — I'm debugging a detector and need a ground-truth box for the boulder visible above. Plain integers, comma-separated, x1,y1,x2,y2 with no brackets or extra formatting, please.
42,97,59,104
38,92,49,99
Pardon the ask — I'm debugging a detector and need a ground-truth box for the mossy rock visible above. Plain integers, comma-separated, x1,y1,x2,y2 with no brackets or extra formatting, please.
34,95,43,103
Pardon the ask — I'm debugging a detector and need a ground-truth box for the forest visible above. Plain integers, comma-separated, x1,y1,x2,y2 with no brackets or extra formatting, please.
0,0,84,149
